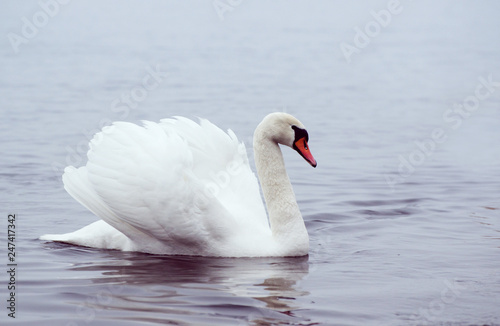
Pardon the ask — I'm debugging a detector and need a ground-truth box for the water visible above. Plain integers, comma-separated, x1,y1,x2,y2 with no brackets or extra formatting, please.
1,1,500,325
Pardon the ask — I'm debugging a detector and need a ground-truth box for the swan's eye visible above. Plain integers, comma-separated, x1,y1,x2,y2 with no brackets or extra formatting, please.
291,125,309,142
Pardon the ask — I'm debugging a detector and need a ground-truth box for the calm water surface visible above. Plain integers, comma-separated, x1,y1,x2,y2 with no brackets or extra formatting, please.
1,1,500,325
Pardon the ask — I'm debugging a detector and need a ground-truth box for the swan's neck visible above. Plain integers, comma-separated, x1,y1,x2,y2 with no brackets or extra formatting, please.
253,137,308,246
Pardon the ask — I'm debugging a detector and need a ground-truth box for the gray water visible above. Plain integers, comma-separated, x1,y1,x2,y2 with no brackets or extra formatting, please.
1,1,500,325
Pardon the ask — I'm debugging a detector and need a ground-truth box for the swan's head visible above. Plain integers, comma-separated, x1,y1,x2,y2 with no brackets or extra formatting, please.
256,112,317,168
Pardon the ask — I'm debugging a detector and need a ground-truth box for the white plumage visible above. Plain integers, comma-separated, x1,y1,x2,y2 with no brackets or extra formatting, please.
41,113,316,257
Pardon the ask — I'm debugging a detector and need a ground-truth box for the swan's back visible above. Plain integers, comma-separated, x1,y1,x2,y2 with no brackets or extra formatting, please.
51,118,270,256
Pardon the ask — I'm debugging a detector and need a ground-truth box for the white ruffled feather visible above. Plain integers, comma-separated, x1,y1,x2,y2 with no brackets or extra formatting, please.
42,118,274,256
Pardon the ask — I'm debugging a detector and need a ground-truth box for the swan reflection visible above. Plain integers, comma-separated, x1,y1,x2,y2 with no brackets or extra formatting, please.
63,248,311,325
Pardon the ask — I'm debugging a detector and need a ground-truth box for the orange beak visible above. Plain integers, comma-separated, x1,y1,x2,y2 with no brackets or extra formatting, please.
293,137,317,168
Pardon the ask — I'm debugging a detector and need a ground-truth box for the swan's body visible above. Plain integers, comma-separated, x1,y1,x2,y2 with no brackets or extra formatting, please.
41,113,316,257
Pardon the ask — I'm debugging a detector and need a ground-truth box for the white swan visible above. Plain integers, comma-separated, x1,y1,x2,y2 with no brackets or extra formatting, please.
41,112,317,257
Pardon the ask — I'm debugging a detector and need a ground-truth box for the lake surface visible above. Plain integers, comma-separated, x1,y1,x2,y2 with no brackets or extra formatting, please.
1,1,500,325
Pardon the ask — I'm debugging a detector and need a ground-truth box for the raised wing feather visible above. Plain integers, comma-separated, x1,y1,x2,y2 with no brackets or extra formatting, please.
66,118,268,255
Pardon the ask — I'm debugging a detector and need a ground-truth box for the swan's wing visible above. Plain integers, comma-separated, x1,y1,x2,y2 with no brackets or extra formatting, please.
159,117,269,232
55,165,167,251
66,118,268,254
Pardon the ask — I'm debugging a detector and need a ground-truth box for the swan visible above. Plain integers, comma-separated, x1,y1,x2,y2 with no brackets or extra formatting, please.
41,112,317,257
